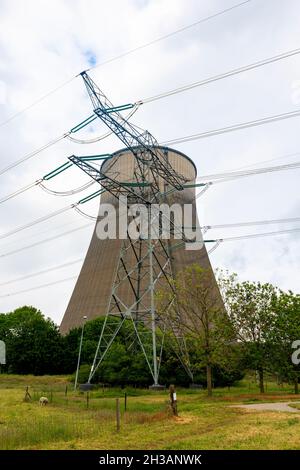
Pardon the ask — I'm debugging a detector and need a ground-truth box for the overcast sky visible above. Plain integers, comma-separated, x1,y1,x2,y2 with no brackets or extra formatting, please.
0,0,299,325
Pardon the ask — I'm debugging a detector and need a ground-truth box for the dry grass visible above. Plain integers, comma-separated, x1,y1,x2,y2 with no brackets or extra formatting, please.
1,375,300,449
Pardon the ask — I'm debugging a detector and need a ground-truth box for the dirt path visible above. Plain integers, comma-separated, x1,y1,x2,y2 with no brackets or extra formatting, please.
231,402,300,413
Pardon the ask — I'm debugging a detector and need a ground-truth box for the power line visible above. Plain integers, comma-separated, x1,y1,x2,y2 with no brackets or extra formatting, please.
213,150,300,174
202,216,300,231
0,134,66,177
0,205,72,241
2,226,300,298
2,43,300,178
71,46,300,145
196,160,300,182
0,223,92,259
1,158,299,241
1,151,300,209
0,258,83,287
0,1,251,130
0,276,77,298
88,1,252,71
162,109,300,145
206,227,300,244
0,180,41,205
0,77,76,129
142,46,300,104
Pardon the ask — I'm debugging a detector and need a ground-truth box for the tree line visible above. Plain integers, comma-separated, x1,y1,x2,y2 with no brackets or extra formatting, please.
157,265,300,395
0,265,299,393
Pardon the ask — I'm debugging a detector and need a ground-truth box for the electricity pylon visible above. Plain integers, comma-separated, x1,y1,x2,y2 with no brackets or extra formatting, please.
70,71,195,386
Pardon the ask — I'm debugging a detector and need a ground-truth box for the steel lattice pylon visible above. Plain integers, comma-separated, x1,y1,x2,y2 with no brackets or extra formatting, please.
70,72,195,386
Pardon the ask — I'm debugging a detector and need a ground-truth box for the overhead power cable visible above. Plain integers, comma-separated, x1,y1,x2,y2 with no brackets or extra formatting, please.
73,206,98,220
0,184,103,241
142,46,300,104
223,151,300,172
2,155,300,208
171,226,300,254
66,104,140,144
193,160,300,199
0,155,111,206
2,42,300,177
0,180,42,204
0,105,137,179
0,205,72,241
0,276,77,298
88,1,252,71
0,223,93,259
0,77,76,128
201,216,300,231
0,0,251,129
196,160,300,183
2,227,300,298
0,134,66,177
38,180,96,197
1,158,299,241
205,227,300,245
0,258,83,287
162,108,300,146
70,46,300,145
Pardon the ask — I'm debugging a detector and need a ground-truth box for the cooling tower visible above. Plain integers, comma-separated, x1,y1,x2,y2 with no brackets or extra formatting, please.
60,146,223,334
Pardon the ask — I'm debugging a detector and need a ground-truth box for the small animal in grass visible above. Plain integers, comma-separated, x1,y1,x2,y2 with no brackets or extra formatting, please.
39,396,49,406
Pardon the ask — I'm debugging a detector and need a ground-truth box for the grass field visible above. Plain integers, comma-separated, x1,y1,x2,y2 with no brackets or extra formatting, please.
0,374,300,450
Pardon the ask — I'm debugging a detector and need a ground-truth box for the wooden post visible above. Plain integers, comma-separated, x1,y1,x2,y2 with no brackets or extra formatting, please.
65,385,68,397
86,391,90,409
24,386,31,402
169,384,178,416
116,398,120,432
124,392,127,412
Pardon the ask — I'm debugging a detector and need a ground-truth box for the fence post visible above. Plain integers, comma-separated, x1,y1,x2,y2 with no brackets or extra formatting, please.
169,384,178,416
65,385,68,397
24,386,31,402
116,398,120,432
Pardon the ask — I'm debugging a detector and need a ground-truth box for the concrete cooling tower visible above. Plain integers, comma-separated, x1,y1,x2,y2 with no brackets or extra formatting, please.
60,145,223,334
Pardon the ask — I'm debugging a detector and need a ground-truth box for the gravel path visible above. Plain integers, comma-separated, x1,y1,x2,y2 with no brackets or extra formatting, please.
231,402,300,413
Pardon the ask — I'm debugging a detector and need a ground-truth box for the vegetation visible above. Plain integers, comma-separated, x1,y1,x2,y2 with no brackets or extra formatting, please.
219,273,279,393
157,265,239,396
0,306,64,375
0,266,299,398
270,292,300,394
0,304,242,389
1,375,300,450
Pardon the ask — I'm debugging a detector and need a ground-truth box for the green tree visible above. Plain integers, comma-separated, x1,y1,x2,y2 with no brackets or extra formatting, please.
270,291,300,394
1,306,63,375
157,264,232,396
219,272,278,393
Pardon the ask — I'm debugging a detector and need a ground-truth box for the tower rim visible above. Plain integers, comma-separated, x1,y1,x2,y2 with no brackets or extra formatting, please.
101,145,197,178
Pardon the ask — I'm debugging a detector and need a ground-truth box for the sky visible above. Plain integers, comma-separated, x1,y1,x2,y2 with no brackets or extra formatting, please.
0,0,299,325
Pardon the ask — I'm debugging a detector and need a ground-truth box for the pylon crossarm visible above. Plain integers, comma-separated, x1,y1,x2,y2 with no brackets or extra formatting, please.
80,71,187,190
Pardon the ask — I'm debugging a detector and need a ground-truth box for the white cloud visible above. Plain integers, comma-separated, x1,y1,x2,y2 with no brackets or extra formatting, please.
0,0,299,324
